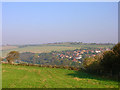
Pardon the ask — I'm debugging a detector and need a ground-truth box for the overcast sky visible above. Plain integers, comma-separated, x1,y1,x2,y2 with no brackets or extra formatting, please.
2,2,118,45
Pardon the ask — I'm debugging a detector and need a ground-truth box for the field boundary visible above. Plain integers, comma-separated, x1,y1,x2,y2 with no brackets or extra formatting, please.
2,63,81,71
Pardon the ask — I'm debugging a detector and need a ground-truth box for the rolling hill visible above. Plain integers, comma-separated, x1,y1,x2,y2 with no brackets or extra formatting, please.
1,43,114,57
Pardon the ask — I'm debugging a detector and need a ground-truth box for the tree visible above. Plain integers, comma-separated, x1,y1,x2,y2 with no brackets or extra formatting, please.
112,43,120,56
112,43,120,74
100,43,120,75
6,51,20,64
83,56,101,73
0,57,3,64
33,53,39,64
83,43,120,76
100,50,116,72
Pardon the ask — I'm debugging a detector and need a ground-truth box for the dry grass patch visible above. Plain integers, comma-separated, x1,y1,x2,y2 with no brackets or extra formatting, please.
73,77,86,81
2,70,7,72
17,68,28,70
43,79,47,82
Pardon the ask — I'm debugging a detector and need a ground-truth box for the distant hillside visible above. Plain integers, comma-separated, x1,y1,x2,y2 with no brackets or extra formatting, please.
1,46,79,57
2,64,118,88
0,46,18,51
1,42,114,57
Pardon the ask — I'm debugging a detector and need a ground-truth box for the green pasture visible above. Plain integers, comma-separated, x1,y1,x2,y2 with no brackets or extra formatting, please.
2,64,118,88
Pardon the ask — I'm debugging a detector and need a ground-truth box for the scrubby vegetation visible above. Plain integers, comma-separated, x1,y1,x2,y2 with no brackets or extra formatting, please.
83,43,120,79
6,51,20,64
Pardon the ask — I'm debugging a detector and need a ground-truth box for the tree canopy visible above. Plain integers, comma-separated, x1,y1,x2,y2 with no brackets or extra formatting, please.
6,51,20,64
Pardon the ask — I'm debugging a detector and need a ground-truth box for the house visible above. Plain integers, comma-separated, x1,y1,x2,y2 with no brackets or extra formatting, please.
69,56,72,59
65,55,69,58
78,61,82,63
1,61,8,64
106,48,110,51
95,51,101,53
75,55,82,59
72,58,77,62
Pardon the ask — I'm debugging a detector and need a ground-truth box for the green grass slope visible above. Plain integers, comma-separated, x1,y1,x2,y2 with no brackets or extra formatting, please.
2,64,118,88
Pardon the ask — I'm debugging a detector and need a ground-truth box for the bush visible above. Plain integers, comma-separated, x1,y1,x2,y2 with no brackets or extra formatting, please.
100,43,120,75
112,43,120,56
83,56,102,73
6,51,20,64
100,51,116,71
83,43,120,77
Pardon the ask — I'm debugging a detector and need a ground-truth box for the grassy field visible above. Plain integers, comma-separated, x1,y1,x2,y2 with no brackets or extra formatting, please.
2,64,118,88
1,44,114,57
0,46,18,51
1,46,80,57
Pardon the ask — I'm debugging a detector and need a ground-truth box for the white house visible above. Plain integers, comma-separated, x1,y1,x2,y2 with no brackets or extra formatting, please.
75,55,82,59
95,51,101,53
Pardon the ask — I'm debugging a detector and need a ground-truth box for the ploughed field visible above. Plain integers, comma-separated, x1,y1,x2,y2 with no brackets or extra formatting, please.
2,64,118,88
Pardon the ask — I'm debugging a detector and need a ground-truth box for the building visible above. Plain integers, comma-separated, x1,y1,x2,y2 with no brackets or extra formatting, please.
75,55,82,59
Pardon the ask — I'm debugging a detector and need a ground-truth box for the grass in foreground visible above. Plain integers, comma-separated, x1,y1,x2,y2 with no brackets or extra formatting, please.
2,64,118,88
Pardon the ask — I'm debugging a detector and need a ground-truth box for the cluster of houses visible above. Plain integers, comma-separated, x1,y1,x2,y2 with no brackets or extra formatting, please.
52,48,111,63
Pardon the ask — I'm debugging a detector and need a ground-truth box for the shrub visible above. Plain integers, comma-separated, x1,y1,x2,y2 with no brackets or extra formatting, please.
83,43,120,77
100,51,116,72
6,51,20,64
48,65,53,68
83,56,102,73
112,43,120,56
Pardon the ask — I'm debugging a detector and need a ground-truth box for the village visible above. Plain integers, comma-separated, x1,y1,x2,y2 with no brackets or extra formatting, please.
51,47,111,63
1,46,111,66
